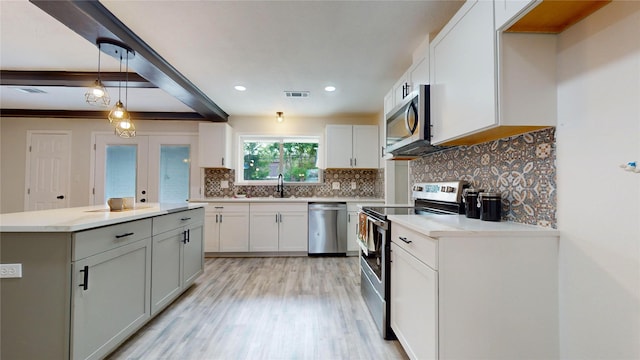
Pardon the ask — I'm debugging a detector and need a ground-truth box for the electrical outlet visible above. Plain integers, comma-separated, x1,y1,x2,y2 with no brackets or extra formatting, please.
220,180,229,189
351,181,357,190
332,182,340,190
0,264,22,278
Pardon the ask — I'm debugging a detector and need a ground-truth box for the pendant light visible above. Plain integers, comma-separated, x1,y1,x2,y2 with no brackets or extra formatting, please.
276,111,284,123
84,42,110,107
114,51,135,138
101,39,135,138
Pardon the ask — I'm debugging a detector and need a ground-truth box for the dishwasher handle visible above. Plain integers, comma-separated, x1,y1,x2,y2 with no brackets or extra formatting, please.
308,203,347,211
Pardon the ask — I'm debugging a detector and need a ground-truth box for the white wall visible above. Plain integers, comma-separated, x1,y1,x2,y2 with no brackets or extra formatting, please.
556,1,640,359
0,117,199,213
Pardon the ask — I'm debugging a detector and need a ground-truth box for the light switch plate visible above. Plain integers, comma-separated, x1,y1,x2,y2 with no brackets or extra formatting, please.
351,181,357,190
0,264,22,278
332,182,340,190
220,180,229,189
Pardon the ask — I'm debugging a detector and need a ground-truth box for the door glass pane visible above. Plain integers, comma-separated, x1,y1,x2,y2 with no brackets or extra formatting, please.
159,145,190,203
105,145,137,202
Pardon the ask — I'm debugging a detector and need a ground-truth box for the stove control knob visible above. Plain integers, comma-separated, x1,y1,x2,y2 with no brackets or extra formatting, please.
443,186,455,193
413,185,423,191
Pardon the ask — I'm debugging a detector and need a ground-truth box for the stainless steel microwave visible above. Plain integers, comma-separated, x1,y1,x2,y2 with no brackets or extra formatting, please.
385,84,444,156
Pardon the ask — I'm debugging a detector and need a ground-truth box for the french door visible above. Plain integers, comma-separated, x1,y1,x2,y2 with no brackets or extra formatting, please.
94,134,199,205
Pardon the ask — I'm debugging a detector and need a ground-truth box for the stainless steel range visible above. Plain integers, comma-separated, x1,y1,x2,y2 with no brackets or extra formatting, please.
357,181,468,339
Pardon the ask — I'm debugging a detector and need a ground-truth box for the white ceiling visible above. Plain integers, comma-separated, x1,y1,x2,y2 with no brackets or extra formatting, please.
0,0,463,118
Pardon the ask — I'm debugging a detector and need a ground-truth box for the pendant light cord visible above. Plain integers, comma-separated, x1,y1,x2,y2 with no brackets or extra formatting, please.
117,53,122,103
125,50,129,111
97,43,102,82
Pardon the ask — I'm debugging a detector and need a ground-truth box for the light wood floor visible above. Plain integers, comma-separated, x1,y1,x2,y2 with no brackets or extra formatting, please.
107,256,408,360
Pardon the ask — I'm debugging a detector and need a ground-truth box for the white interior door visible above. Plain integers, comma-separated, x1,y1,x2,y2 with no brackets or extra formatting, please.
25,131,71,210
94,134,149,205
147,135,199,203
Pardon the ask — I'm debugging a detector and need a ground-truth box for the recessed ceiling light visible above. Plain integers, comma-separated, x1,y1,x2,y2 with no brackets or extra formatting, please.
324,86,336,92
234,85,246,91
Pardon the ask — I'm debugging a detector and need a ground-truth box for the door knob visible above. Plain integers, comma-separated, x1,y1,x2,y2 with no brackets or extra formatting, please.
56,195,65,199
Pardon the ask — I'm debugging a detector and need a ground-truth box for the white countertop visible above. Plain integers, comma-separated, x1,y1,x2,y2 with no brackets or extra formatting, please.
388,214,559,238
0,203,205,233
189,197,384,203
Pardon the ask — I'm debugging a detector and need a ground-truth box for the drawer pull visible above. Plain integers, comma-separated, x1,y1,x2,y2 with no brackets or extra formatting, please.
181,217,191,221
115,232,134,239
79,265,89,290
399,236,412,244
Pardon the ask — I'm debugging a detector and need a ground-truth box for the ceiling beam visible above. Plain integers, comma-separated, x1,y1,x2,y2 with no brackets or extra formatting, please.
0,70,155,88
29,0,228,122
1,109,205,121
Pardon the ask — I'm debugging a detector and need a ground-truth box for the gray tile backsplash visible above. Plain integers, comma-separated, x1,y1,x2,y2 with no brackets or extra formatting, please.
204,168,384,199
410,127,556,227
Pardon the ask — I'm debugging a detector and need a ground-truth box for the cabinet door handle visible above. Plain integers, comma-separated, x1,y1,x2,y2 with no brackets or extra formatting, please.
279,213,282,223
181,217,191,221
275,214,279,223
354,158,357,167
399,236,412,244
221,157,225,166
349,158,353,167
381,146,385,157
183,230,188,244
348,214,351,223
219,214,222,223
215,214,218,223
187,229,191,243
115,232,134,239
79,265,89,290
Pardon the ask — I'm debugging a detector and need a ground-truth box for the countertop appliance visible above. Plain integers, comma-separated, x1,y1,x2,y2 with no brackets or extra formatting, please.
385,85,446,158
308,202,347,255
357,181,467,339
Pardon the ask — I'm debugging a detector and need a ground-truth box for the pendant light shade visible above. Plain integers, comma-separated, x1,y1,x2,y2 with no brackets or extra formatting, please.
115,118,136,138
108,100,130,125
85,43,110,107
276,111,284,123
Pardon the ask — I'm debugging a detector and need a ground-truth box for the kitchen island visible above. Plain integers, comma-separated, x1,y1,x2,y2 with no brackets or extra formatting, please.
0,203,205,360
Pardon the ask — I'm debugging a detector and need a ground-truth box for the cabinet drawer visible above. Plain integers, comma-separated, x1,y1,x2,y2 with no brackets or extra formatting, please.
73,218,152,261
390,222,438,270
205,203,249,214
153,208,203,235
250,202,307,213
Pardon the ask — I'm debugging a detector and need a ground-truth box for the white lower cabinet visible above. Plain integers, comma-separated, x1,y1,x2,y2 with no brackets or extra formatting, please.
390,220,558,360
390,242,438,360
346,203,362,254
204,203,250,252
249,203,308,252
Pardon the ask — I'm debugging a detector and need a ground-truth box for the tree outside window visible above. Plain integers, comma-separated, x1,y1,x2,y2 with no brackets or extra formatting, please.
242,136,319,183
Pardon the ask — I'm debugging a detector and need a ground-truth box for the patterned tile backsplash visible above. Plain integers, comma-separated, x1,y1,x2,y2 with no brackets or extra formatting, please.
204,168,384,199
410,128,556,227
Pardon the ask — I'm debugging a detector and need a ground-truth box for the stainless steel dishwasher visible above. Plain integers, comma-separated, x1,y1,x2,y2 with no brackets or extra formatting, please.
308,202,347,255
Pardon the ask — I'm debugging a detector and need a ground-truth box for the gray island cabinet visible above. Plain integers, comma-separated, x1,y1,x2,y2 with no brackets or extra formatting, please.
0,204,204,360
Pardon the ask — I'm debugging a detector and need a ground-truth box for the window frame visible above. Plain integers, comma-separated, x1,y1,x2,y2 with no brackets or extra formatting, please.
236,134,323,185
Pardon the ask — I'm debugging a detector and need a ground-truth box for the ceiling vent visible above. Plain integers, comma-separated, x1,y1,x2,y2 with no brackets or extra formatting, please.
285,91,310,98
12,87,47,94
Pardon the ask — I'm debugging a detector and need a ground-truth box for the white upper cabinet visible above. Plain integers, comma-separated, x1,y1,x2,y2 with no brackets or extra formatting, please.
430,0,556,146
385,37,430,117
494,0,540,30
198,123,233,168
325,125,379,169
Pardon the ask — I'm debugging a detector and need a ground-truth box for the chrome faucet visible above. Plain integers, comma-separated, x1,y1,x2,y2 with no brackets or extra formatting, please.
277,173,284,198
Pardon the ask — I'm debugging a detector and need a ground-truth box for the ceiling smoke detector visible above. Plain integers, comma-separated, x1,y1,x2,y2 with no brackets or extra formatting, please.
285,91,310,98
